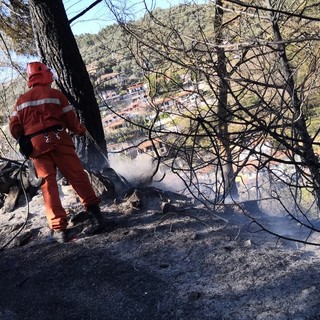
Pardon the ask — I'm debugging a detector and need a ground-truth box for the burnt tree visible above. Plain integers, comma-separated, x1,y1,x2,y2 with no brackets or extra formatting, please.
214,0,239,200
28,0,108,170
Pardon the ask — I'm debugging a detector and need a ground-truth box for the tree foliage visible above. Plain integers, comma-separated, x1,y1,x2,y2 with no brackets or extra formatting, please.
0,0,34,55
94,0,320,245
1,1,320,241
28,0,108,169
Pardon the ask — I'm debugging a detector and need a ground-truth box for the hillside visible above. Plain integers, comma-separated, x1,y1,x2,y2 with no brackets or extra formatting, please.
1,179,320,319
1,4,320,318
0,3,210,122
75,3,211,86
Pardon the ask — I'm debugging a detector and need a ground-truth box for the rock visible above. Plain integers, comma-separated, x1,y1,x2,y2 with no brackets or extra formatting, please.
0,185,21,213
161,202,177,214
243,239,252,247
13,231,33,247
101,167,130,195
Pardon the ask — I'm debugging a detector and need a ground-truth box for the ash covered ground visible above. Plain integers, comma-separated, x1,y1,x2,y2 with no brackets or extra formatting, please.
1,175,320,320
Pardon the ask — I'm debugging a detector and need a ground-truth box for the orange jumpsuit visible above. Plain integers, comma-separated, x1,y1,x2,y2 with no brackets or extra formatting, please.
10,84,100,230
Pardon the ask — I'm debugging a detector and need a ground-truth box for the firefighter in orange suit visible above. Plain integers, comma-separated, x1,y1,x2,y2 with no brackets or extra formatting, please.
9,61,104,243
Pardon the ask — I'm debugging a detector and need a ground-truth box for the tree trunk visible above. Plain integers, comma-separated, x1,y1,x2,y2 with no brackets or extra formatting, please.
28,0,108,170
266,0,320,209
214,0,239,201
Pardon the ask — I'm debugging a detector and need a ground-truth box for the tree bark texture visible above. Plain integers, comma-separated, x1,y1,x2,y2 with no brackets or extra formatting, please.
266,0,320,209
28,0,108,170
214,0,239,200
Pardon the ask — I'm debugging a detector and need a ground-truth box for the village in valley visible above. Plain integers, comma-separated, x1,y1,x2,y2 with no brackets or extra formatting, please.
90,66,296,203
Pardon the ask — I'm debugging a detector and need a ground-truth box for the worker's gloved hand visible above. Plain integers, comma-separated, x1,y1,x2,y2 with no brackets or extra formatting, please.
18,135,33,158
78,124,86,136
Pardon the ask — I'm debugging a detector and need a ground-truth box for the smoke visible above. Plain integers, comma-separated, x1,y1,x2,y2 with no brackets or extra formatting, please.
246,198,320,244
109,154,155,186
151,171,186,193
109,154,185,192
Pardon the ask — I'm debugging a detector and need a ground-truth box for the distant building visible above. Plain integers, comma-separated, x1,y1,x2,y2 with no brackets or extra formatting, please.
102,113,121,125
152,91,198,112
107,142,136,159
95,72,122,86
137,139,167,157
153,97,174,111
127,82,146,94
106,119,127,131
122,100,150,117
86,62,100,75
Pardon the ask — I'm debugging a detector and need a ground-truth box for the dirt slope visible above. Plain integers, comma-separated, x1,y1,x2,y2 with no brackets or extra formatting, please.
0,186,320,320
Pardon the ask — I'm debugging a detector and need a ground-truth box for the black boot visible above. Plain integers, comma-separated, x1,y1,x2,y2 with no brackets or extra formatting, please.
87,203,105,229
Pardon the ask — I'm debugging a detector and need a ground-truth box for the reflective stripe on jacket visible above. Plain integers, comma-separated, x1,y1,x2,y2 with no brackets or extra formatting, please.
10,84,86,158
10,85,85,139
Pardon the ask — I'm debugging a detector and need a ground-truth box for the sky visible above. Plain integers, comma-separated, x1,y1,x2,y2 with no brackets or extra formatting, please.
64,0,188,35
0,0,198,82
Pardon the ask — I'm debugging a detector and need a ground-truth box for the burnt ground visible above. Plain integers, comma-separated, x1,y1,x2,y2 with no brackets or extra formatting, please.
1,185,320,320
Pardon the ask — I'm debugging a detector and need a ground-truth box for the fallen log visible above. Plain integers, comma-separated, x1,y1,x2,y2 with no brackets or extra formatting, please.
0,160,38,213
0,159,130,213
